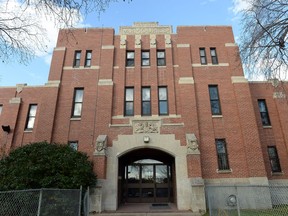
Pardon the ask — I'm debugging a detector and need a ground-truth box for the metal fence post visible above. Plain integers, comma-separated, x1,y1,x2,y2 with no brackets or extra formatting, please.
78,186,82,216
37,189,43,216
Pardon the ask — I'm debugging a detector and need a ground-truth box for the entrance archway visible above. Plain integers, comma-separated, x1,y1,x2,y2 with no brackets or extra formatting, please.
118,148,175,204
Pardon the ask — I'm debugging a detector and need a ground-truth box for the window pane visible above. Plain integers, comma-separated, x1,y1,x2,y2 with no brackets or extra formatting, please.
212,57,218,64
211,49,216,56
201,57,207,64
127,52,134,59
159,87,167,100
157,51,165,58
258,101,267,112
157,59,165,66
86,51,92,59
29,105,37,116
73,103,82,116
159,101,168,115
200,49,205,56
126,88,134,101
209,87,219,99
126,59,134,67
216,140,226,153
75,90,83,102
142,165,153,183
76,52,81,59
85,59,91,67
128,165,140,183
142,102,151,115
142,88,150,101
125,102,134,116
142,52,149,58
211,101,221,114
0,105,2,115
27,118,35,129
142,59,150,66
69,142,78,151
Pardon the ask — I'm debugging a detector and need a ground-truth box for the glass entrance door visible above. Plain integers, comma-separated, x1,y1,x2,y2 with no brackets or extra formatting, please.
124,159,172,203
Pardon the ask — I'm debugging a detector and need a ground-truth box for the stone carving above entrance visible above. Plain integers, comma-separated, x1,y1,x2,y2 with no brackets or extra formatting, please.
94,135,107,156
186,133,200,155
133,120,160,134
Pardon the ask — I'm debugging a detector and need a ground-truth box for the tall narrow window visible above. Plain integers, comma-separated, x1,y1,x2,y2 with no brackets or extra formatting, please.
199,48,207,65
209,85,221,115
72,88,84,117
215,139,230,170
85,50,92,67
125,87,134,116
0,105,2,116
141,51,150,66
69,141,78,151
74,51,81,67
142,87,151,116
258,99,271,126
157,50,166,66
158,87,168,115
210,48,218,64
268,146,281,173
25,104,37,130
126,51,135,67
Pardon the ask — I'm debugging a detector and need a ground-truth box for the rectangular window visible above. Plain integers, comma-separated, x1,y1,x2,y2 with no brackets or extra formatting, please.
125,87,134,116
126,51,135,67
157,50,166,66
258,99,271,126
72,88,84,117
268,146,281,173
85,50,92,67
73,51,81,67
199,48,207,65
0,105,2,116
69,141,78,151
142,87,151,116
158,87,168,115
209,85,221,115
210,48,218,64
141,51,150,66
215,139,230,170
25,104,37,130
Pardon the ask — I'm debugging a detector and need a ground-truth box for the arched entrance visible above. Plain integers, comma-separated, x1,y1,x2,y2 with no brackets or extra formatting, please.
118,148,175,204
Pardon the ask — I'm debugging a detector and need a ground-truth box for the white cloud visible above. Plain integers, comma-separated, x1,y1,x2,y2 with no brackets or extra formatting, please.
230,0,251,14
0,0,86,64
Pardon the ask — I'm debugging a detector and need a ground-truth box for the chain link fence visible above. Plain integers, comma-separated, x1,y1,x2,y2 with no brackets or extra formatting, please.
206,185,288,216
0,188,83,216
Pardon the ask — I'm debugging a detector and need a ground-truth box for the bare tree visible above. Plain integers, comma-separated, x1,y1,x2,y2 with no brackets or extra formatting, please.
0,0,129,64
239,0,288,80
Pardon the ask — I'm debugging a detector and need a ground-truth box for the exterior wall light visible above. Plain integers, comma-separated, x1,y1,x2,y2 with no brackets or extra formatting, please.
143,136,150,143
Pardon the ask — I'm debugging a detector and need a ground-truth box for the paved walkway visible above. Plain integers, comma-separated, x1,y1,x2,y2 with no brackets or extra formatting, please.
92,203,202,216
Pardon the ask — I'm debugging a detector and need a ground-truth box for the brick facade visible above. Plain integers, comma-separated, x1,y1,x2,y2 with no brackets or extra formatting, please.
1,22,288,212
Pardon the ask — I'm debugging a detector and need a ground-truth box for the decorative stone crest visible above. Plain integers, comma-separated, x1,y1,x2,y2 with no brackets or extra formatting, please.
94,135,107,156
120,22,172,35
133,120,159,134
186,134,200,154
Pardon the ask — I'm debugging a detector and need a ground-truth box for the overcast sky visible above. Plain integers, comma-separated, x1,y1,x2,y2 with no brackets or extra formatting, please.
0,0,248,86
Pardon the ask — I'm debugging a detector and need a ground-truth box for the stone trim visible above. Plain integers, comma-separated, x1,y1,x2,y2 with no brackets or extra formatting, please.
54,47,66,51
162,123,184,126
102,45,114,49
98,79,113,86
192,63,229,67
179,77,194,84
273,92,286,99
9,97,21,104
63,66,100,70
231,76,248,83
177,44,190,48
217,169,232,174
120,22,172,35
225,43,238,47
212,115,223,118
45,80,61,87
109,124,131,127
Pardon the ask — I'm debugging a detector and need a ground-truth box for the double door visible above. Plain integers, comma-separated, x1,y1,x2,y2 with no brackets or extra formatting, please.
124,163,172,203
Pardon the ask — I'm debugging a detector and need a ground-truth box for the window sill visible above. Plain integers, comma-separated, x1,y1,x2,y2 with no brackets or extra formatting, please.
24,129,33,133
217,169,232,174
126,66,135,69
71,117,81,121
212,115,223,118
157,65,166,68
263,125,272,129
141,66,151,68
271,171,284,176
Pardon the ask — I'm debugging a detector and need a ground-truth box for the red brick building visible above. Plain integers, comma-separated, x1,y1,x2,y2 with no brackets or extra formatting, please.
0,22,288,213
